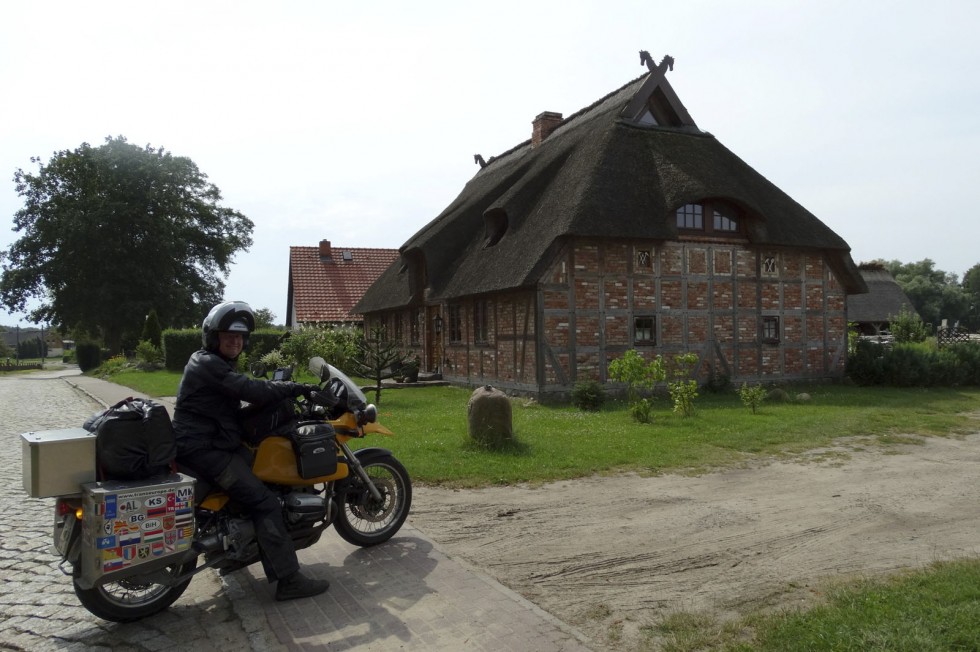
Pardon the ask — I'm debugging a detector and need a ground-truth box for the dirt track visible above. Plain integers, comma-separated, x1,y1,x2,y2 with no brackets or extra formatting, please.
408,432,980,650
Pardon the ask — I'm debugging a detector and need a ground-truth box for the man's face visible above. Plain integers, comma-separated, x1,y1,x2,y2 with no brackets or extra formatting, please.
217,331,244,359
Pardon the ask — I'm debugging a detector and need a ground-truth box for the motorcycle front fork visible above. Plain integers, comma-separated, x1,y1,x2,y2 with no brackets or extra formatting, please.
339,442,383,502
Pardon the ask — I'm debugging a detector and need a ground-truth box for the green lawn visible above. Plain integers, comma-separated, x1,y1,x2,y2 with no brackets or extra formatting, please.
105,369,980,487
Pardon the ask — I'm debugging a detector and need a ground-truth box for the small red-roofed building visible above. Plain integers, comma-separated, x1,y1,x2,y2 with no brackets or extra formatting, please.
286,240,399,328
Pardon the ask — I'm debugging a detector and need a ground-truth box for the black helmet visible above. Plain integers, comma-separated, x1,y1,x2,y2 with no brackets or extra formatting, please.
202,301,255,352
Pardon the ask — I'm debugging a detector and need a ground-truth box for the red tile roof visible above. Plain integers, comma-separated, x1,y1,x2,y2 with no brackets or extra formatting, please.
288,243,399,325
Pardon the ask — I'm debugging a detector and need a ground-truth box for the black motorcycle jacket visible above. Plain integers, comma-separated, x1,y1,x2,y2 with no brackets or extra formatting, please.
173,349,304,454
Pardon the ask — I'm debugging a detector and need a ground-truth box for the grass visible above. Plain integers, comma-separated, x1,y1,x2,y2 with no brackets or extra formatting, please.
101,368,980,487
101,368,980,649
650,558,980,651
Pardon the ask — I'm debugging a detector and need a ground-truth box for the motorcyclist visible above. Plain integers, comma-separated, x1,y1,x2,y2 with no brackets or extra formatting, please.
173,300,329,601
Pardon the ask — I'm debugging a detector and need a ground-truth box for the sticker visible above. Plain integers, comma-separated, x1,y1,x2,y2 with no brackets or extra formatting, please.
118,499,139,513
103,559,125,572
163,515,175,530
141,518,162,532
119,530,141,547
103,520,114,536
151,542,164,557
144,495,165,509
143,531,163,545
122,545,137,561
104,495,117,519
96,535,116,549
138,545,150,559
147,505,166,517
127,513,146,525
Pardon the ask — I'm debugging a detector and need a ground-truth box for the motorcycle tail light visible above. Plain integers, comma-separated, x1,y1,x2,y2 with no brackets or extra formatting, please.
56,499,82,520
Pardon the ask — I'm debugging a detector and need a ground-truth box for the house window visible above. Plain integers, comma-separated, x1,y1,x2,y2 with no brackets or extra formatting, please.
473,300,490,345
676,204,703,230
762,316,780,344
676,200,742,236
448,305,463,344
713,205,738,232
394,314,403,343
634,316,656,344
763,255,778,276
410,308,421,346
636,249,652,270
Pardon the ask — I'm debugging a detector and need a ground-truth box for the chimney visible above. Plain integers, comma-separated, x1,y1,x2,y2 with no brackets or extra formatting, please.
532,111,563,147
318,239,332,259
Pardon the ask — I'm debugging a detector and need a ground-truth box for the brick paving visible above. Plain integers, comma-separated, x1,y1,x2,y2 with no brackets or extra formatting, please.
2,368,592,651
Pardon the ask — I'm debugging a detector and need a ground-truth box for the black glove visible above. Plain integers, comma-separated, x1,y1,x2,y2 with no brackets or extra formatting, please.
291,383,318,398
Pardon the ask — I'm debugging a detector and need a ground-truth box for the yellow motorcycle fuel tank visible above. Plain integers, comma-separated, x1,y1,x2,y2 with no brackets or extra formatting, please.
251,436,349,485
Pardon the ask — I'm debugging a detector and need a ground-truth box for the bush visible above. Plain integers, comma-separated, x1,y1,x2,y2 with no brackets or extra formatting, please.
608,349,665,422
572,380,606,411
666,353,699,417
848,340,980,387
95,354,129,377
76,342,102,372
141,309,163,347
162,328,200,371
134,340,164,369
280,325,362,372
739,383,767,413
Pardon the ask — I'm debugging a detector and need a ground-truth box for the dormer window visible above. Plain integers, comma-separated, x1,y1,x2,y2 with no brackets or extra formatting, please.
675,200,742,237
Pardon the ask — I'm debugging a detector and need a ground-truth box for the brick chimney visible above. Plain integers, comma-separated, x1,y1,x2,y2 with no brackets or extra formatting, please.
532,111,563,147
318,239,332,259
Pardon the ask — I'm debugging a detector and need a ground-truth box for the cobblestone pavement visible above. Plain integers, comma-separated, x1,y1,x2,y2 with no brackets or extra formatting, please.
3,369,593,652
0,369,280,652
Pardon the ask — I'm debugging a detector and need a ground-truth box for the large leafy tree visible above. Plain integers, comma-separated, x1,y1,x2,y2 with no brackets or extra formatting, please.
0,136,253,352
962,264,980,331
881,259,969,331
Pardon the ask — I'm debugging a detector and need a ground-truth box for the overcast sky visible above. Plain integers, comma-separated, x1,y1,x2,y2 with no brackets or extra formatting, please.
2,0,978,328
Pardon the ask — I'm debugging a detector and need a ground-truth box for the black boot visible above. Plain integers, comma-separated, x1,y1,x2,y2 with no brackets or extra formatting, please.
275,570,330,601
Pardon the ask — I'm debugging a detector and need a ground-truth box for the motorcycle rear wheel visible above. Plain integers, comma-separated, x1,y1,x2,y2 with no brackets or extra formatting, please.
334,454,412,546
73,560,196,623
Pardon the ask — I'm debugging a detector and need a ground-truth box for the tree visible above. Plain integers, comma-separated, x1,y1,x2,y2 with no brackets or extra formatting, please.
881,259,969,331
254,307,277,329
962,264,980,331
352,324,413,404
141,309,163,347
0,136,253,352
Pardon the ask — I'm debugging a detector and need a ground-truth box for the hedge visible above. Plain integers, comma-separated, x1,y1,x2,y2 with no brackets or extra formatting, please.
162,327,289,371
847,340,980,387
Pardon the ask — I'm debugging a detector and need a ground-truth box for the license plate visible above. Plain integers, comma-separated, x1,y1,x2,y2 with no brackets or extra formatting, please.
55,514,77,557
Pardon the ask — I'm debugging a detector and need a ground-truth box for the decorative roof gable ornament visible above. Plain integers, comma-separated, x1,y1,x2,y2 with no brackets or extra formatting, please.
639,50,674,75
622,49,697,129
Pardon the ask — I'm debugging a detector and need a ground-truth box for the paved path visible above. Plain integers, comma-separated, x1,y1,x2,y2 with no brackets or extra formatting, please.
2,368,592,651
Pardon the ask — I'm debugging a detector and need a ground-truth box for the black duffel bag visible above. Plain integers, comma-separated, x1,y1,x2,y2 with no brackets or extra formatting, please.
85,397,177,481
290,422,337,479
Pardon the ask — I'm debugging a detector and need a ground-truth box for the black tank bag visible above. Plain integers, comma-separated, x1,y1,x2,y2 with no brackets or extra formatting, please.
290,422,337,478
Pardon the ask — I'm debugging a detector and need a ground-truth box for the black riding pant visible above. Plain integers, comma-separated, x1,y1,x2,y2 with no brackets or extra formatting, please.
181,447,299,582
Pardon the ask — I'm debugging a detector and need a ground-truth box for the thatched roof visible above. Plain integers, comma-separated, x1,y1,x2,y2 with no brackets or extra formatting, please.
356,68,865,313
847,269,916,323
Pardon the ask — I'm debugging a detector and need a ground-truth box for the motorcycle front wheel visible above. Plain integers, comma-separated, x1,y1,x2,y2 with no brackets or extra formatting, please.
334,454,412,546
73,560,196,623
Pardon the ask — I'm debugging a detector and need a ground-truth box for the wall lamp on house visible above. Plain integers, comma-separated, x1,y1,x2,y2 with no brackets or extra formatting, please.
433,314,443,334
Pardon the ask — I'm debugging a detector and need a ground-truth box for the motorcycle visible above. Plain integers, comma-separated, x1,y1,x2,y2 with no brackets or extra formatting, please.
49,356,412,622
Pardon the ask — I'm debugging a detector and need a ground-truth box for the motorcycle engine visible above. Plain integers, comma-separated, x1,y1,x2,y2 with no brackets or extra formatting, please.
283,492,329,528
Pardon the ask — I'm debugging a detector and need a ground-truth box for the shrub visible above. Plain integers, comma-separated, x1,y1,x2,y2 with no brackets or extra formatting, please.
134,340,164,369
141,309,163,347
738,383,767,414
162,328,200,371
280,325,362,372
76,342,102,372
608,349,665,421
666,353,699,417
890,305,929,343
630,398,654,423
572,380,606,412
95,354,129,378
